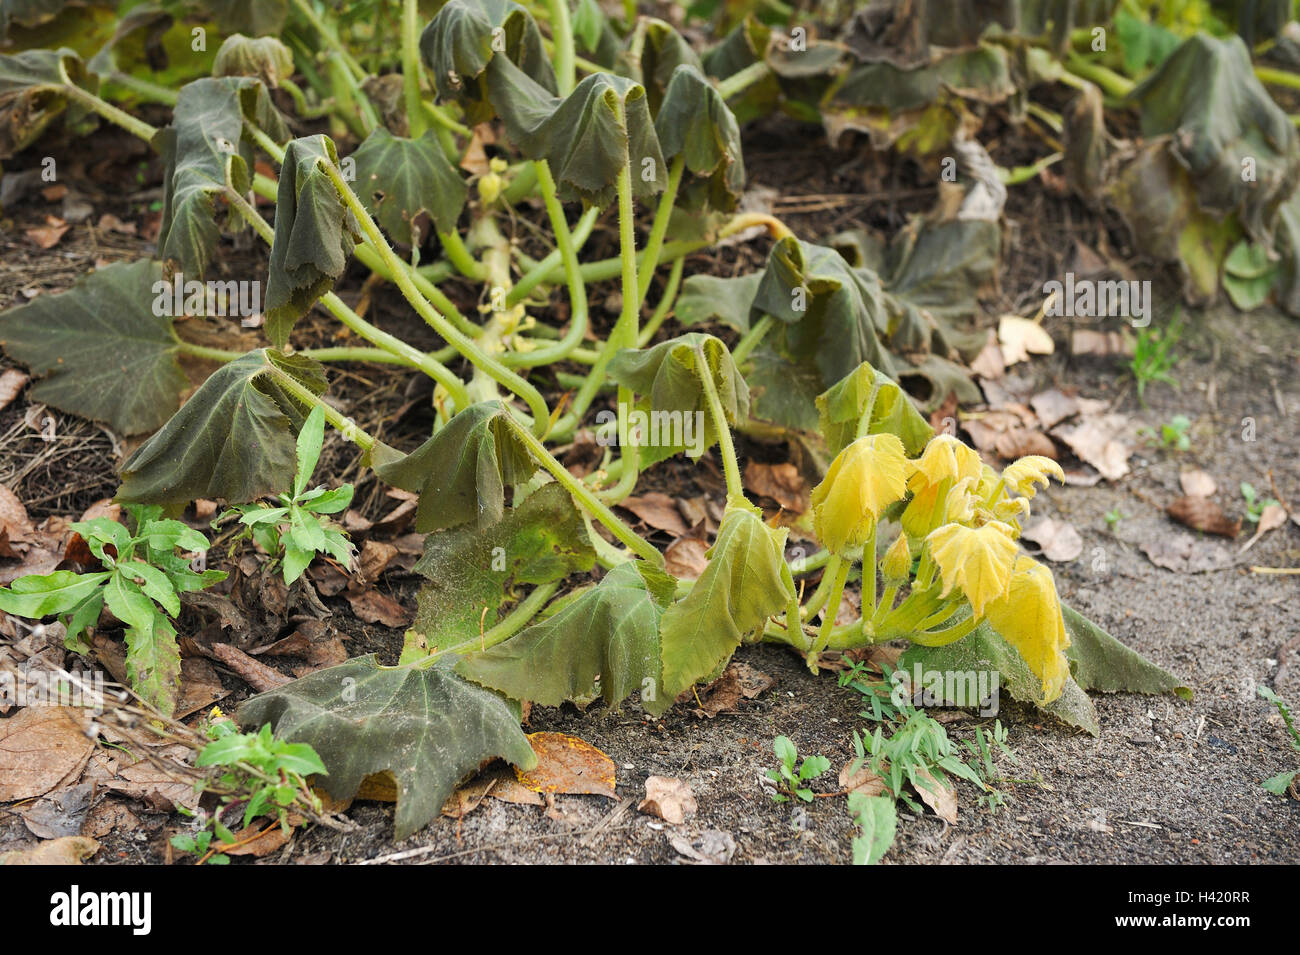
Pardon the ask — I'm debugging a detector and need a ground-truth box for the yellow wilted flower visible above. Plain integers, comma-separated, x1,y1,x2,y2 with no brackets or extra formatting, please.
811,433,910,554
909,434,982,492
1001,455,1064,499
901,478,946,538
984,556,1071,702
943,476,979,525
925,520,1018,617
880,532,911,582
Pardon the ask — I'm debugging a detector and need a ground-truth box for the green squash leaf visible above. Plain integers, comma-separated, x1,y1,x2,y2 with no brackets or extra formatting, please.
419,0,556,124
675,271,762,334
488,61,664,205
117,349,326,509
1062,604,1191,700
265,134,358,346
652,506,794,716
816,360,934,459
195,0,288,36
238,655,537,839
349,127,468,247
456,560,673,708
623,16,702,114
212,34,295,87
0,260,189,435
374,401,538,532
0,46,84,158
156,76,287,280
655,63,745,211
412,482,596,649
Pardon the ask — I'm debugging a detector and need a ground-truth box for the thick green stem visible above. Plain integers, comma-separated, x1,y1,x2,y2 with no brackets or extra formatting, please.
1063,52,1135,98
267,363,375,452
812,556,851,655
321,161,551,435
730,315,773,365
637,257,684,346
716,59,772,101
439,229,486,280
401,0,428,138
697,358,745,502
546,0,576,96
62,83,158,142
637,154,685,303
1256,64,1300,91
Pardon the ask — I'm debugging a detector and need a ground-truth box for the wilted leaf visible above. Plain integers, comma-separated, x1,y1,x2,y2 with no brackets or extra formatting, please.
238,654,537,839
117,349,326,509
0,47,84,158
675,272,762,334
412,482,595,650
638,775,697,824
0,260,187,435
375,401,538,532
0,835,99,865
350,128,468,247
1167,495,1240,538
456,560,671,708
652,506,794,715
816,360,933,458
655,63,745,211
0,706,93,801
1061,604,1191,700
515,731,616,797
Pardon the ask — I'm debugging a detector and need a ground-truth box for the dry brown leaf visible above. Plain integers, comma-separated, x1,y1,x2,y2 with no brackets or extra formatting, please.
206,642,292,692
0,706,94,801
1020,518,1084,562
175,657,229,719
969,333,1005,379
839,760,886,797
344,589,410,627
441,775,497,819
21,782,93,839
0,369,29,413
1071,329,1133,356
0,483,32,540
914,768,957,824
743,462,809,514
1240,504,1287,554
1029,388,1079,430
515,732,617,798
82,743,201,811
619,492,690,536
638,776,697,825
663,535,709,580
95,213,136,235
1052,413,1133,482
1179,469,1217,498
0,835,99,865
353,539,397,584
998,315,1054,365
1167,496,1240,539
25,216,69,249
220,817,300,857
1138,529,1233,573
994,427,1057,461
486,770,546,806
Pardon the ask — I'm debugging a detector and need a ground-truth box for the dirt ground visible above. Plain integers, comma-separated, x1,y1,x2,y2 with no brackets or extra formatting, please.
1,119,1298,865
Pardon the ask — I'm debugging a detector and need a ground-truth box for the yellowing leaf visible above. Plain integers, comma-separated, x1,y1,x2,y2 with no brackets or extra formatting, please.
909,434,982,491
811,434,909,554
1001,455,1064,498
997,314,1054,365
926,521,1017,617
983,556,1071,702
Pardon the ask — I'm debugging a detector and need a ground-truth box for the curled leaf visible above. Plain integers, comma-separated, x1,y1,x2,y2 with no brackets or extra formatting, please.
926,520,1018,617
982,556,1071,703
811,434,910,554
0,47,84,158
349,127,468,246
654,63,745,210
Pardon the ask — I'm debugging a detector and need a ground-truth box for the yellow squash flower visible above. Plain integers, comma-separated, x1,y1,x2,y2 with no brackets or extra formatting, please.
925,520,1018,617
900,477,946,539
1001,455,1065,499
811,433,910,554
983,556,1072,703
909,434,982,493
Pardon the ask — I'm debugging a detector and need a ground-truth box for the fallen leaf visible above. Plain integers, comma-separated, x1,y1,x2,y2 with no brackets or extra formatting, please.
638,776,697,825
1167,496,1240,539
1130,523,1234,573
82,798,140,839
0,369,29,413
81,744,201,811
25,216,69,249
994,427,1057,460
21,782,94,839
913,768,957,824
1071,329,1133,356
220,817,300,857
619,493,690,536
668,829,735,864
1020,518,1084,562
664,535,709,579
0,706,94,801
515,732,617,798
1179,469,1217,498
743,462,809,513
345,589,410,627
969,333,1005,379
0,835,99,865
0,484,33,540
998,315,1054,365
1029,388,1079,430
486,769,546,806
206,642,292,692
95,213,136,235
839,760,886,797
441,775,497,819
40,184,67,201
1240,503,1287,554
1052,413,1133,482
353,539,397,584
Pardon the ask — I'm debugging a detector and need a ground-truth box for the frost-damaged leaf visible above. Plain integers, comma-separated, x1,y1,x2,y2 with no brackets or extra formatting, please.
419,0,556,125
488,62,664,206
515,732,616,797
117,349,326,509
349,127,468,247
238,655,536,839
457,560,673,708
655,64,745,212
0,47,84,158
194,0,288,35
1062,604,1191,700
212,34,296,87
1132,33,1299,249
675,272,762,334
608,332,749,465
265,135,358,346
375,401,537,532
412,483,595,650
623,17,701,113
816,360,933,458
651,506,794,716
156,76,288,280
0,260,187,435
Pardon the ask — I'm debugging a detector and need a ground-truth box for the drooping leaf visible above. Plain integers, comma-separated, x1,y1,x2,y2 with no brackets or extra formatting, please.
810,434,910,554
265,134,358,346
675,271,762,334
1061,604,1191,700
419,0,556,125
982,556,1070,703
238,655,537,839
926,521,1018,618
655,63,745,211
211,34,295,87
816,360,934,459
0,260,188,435
651,506,794,716
0,46,84,158
374,401,538,532
195,0,288,35
117,349,326,509
349,127,468,246
156,76,288,280
456,560,674,708
623,16,702,114
411,482,596,649
487,61,664,205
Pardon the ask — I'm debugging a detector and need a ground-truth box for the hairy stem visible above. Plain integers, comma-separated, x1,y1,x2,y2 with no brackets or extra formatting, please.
697,358,745,502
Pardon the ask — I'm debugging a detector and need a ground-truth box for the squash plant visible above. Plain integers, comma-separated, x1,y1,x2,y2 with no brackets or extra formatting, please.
0,0,1187,839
